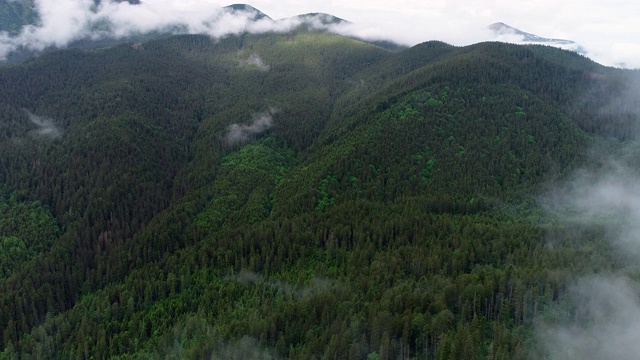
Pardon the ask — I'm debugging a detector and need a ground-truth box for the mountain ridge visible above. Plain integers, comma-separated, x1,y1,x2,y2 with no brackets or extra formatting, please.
489,22,575,45
223,3,272,21
0,28,637,358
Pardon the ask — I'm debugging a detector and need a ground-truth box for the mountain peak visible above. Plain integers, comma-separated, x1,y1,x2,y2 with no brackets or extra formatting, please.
223,4,272,21
294,13,349,26
489,22,575,45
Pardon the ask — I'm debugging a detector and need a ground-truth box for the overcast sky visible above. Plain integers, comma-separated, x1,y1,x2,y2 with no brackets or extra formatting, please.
2,0,639,68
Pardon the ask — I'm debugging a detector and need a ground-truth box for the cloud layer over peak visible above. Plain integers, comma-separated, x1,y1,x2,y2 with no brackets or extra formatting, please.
0,1,310,60
1,1,640,68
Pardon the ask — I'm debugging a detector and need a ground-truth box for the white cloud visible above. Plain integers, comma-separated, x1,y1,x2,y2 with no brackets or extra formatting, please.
224,108,278,146
535,162,640,359
0,1,298,59
539,275,640,360
241,53,270,71
25,110,62,139
1,1,639,68
543,160,640,259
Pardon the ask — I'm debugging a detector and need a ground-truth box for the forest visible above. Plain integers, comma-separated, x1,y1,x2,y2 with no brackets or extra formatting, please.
0,26,639,359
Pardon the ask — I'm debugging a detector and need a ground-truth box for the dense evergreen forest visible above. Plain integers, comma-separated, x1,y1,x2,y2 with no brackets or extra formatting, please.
0,26,638,359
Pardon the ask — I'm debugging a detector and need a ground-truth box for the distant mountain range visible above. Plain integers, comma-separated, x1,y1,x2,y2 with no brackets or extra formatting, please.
225,4,348,25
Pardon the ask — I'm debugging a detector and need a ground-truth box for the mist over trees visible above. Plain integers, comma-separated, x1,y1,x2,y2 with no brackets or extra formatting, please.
0,27,639,359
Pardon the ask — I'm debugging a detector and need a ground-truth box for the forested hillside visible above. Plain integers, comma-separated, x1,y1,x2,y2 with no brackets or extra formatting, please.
0,28,638,359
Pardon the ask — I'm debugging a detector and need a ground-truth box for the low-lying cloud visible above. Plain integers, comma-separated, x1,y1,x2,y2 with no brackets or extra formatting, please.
543,158,640,260
533,67,640,358
229,270,337,299
160,315,281,360
538,275,640,360
224,108,277,146
241,53,270,71
537,141,640,357
25,110,62,139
